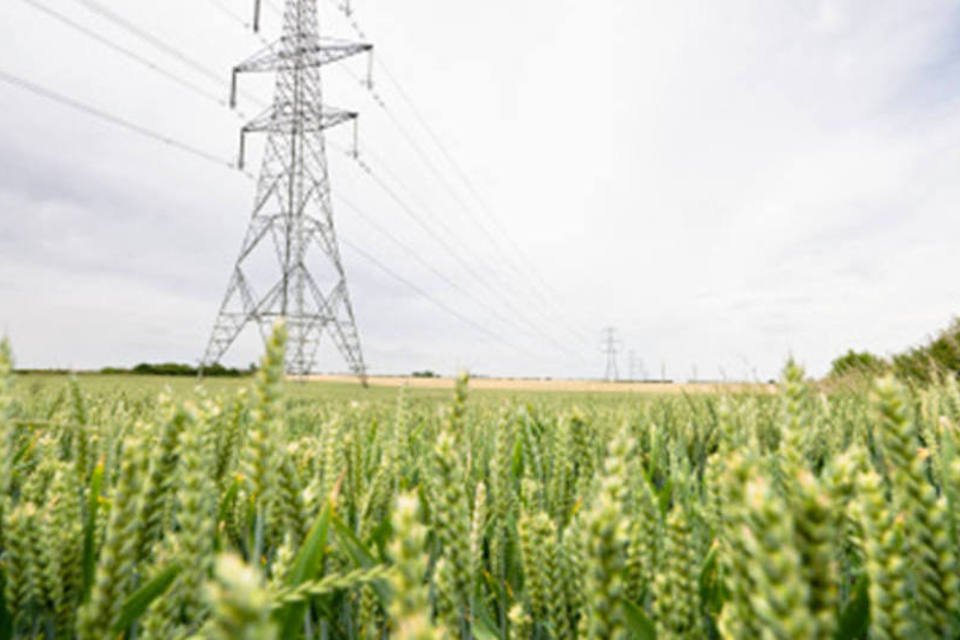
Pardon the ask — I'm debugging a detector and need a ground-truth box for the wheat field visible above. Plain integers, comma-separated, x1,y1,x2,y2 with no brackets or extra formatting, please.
306,375,773,395
1,325,958,639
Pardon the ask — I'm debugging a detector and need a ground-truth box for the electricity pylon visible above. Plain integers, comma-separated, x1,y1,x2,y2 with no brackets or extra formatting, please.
202,0,371,381
602,327,620,382
628,350,646,381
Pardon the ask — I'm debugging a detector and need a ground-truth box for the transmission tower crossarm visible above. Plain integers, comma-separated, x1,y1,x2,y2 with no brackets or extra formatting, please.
242,104,357,133
238,105,357,168
230,40,372,106
235,40,371,73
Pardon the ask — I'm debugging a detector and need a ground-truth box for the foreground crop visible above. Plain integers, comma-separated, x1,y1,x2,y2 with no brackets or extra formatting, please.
1,328,959,639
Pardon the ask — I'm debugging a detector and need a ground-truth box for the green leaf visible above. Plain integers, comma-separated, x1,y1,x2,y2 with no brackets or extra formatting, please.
511,437,524,479
82,459,105,602
0,574,12,640
330,513,391,603
835,575,869,640
112,563,181,633
330,513,376,567
367,518,393,559
275,498,333,637
471,588,501,640
622,598,657,640
698,544,722,614
473,619,500,640
215,475,242,553
288,499,333,585
415,483,432,530
12,432,40,466
217,474,242,526
656,478,674,516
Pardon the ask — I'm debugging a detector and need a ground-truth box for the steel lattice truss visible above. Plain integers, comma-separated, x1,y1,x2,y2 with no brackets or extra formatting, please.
202,0,370,380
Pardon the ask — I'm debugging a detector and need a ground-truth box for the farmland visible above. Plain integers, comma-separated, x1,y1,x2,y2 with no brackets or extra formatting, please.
1,325,959,639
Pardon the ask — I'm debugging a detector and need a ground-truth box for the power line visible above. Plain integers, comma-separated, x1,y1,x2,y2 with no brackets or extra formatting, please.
328,31,551,296
377,58,561,289
66,0,265,107
205,0,273,47
205,0,252,30
351,62,544,296
371,53,594,341
17,0,237,114
376,63,600,345
341,149,582,359
340,99,594,353
0,67,236,169
327,1,597,348
346,143,523,290
70,0,222,84
348,140,596,351
334,191,570,351
335,192,473,296
322,0,548,282
338,237,537,358
263,0,284,17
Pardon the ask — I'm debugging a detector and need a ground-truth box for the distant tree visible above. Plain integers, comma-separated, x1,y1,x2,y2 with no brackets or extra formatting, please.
132,362,195,376
827,318,960,385
203,363,253,377
411,370,439,378
124,362,251,377
891,319,960,384
829,350,889,379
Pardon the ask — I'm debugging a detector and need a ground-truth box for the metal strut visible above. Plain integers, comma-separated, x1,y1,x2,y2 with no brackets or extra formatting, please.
203,0,371,384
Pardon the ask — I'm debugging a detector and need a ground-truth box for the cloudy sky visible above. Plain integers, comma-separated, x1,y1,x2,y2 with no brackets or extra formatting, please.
2,0,960,380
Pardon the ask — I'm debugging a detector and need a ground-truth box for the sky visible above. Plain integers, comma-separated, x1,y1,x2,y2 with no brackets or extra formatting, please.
2,0,960,381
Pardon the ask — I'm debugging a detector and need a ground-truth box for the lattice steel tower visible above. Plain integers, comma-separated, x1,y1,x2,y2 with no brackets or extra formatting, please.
602,326,620,382
202,0,371,380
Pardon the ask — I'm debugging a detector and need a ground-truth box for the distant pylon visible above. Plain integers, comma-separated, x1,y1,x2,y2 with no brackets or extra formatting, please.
628,350,646,381
202,0,371,381
602,327,620,382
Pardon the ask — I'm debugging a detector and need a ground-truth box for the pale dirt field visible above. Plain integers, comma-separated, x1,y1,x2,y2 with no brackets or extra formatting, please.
306,375,775,394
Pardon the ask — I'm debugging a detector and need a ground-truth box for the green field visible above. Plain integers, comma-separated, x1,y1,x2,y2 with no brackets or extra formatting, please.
2,327,960,639
14,371,684,410
15,373,421,402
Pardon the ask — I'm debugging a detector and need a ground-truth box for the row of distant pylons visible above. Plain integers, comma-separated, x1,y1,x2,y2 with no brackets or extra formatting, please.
601,326,665,383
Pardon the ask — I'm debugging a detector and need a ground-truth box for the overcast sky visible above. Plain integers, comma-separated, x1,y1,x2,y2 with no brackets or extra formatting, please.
2,0,960,380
